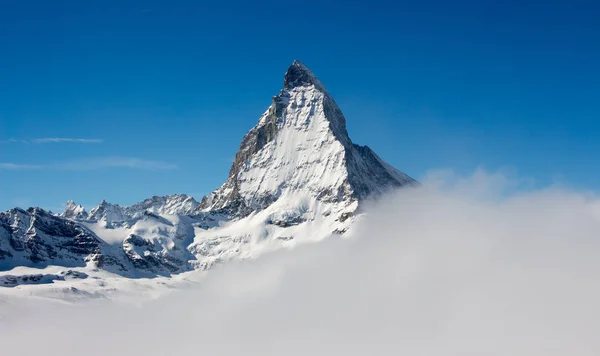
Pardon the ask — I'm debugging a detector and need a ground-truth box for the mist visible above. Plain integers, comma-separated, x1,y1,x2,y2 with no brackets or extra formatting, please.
1,169,599,355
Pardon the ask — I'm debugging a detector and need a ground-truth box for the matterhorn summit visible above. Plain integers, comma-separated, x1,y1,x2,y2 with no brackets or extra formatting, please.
0,61,415,295
198,60,415,219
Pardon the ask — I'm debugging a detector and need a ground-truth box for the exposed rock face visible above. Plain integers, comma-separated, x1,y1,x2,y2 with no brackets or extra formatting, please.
0,208,102,269
0,270,88,287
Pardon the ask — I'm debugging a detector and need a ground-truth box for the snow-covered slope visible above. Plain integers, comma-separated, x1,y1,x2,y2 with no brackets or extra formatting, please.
0,60,415,297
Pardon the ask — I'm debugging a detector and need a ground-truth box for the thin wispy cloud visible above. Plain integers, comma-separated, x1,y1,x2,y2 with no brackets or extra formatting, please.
0,138,103,144
0,163,43,170
0,157,177,171
32,138,103,144
59,157,178,170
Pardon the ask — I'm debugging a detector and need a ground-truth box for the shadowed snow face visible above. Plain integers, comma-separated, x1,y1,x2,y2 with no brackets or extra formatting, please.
1,169,599,355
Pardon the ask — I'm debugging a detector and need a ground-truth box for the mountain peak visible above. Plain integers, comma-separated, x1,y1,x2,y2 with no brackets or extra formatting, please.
284,60,326,92
198,61,416,218
62,200,88,220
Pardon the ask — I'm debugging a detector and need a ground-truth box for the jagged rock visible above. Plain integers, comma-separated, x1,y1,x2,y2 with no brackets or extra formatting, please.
338,212,353,223
0,207,103,268
0,270,88,287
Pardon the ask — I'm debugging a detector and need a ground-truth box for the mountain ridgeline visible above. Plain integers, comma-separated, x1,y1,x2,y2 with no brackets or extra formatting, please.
0,61,416,279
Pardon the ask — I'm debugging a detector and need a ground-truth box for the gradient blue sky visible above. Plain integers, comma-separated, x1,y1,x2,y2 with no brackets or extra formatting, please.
1,0,599,212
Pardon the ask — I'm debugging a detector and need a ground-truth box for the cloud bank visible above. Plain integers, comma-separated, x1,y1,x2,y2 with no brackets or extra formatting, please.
0,157,177,170
1,169,599,355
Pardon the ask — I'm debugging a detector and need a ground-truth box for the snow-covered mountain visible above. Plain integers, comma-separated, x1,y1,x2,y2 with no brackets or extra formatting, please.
84,194,199,225
198,60,414,218
128,194,199,217
88,200,128,225
0,205,194,277
62,200,88,220
0,60,415,295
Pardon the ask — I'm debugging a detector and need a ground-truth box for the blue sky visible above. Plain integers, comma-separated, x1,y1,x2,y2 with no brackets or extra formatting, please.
1,0,599,212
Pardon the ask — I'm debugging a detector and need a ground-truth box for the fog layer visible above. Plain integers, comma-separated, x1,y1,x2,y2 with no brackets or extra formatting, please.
1,170,599,355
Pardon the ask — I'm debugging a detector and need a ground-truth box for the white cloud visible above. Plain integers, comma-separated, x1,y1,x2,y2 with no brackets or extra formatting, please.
0,139,25,144
0,138,103,144
56,157,178,170
30,138,103,144
0,163,43,169
0,157,177,170
0,170,599,355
